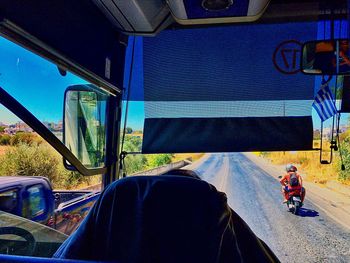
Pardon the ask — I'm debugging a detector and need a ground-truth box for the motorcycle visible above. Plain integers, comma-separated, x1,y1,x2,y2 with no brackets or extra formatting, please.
286,188,303,215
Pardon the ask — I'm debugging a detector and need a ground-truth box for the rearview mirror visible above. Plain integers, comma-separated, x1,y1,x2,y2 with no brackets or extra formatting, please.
63,85,109,169
301,39,350,75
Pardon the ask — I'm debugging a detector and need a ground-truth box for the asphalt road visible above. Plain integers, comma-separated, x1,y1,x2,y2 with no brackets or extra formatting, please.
193,153,350,263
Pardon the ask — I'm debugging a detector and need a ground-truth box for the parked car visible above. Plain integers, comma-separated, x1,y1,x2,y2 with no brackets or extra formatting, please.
0,176,99,235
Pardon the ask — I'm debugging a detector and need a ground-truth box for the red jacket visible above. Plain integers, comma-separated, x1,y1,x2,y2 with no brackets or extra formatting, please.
280,172,302,190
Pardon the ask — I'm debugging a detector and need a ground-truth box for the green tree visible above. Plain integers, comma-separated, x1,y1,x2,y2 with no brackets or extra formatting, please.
126,127,133,134
122,136,147,174
123,136,142,152
147,154,173,168
0,126,5,133
120,136,175,175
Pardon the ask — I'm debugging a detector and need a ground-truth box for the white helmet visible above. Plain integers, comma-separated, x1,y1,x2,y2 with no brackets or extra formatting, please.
286,164,294,172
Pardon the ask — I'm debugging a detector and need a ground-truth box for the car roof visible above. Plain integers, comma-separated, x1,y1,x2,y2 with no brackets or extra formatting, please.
0,176,49,189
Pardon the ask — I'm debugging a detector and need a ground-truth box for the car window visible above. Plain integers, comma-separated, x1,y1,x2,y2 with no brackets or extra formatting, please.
27,185,46,219
0,189,18,214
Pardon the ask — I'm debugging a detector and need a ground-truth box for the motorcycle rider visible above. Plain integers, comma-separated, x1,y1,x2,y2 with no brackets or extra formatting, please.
280,164,305,204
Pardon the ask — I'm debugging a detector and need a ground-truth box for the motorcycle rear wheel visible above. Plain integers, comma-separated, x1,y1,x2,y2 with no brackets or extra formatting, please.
293,202,300,215
287,202,293,212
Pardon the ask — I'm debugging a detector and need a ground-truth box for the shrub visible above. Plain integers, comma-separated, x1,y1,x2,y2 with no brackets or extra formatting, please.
0,143,59,182
339,138,350,182
122,136,148,174
124,154,148,175
123,136,142,152
147,154,173,168
120,136,175,175
9,132,42,146
0,134,11,145
0,143,89,189
56,165,92,189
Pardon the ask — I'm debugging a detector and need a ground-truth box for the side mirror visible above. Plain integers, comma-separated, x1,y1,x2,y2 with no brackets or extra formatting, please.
63,84,109,169
301,39,350,75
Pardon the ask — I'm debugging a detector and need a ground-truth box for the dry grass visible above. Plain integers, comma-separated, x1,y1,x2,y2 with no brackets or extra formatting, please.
0,146,12,156
125,133,143,138
172,153,205,162
73,175,102,190
265,150,339,184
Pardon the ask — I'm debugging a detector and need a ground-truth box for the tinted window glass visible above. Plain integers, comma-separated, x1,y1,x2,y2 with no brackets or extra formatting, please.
0,189,17,214
27,185,45,219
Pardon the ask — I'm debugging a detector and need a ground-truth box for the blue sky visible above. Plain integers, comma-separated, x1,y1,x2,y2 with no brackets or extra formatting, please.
0,36,146,130
0,36,87,123
0,104,20,124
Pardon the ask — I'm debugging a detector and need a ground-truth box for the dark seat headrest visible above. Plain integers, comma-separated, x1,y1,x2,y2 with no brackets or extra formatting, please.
54,175,240,263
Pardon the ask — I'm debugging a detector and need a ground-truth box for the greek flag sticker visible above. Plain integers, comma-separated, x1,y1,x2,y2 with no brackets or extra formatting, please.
312,82,337,122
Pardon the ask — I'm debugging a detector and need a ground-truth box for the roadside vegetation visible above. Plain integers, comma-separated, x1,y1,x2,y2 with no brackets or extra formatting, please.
0,132,99,189
0,129,199,189
122,134,174,174
338,130,350,183
0,132,41,146
260,129,350,185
